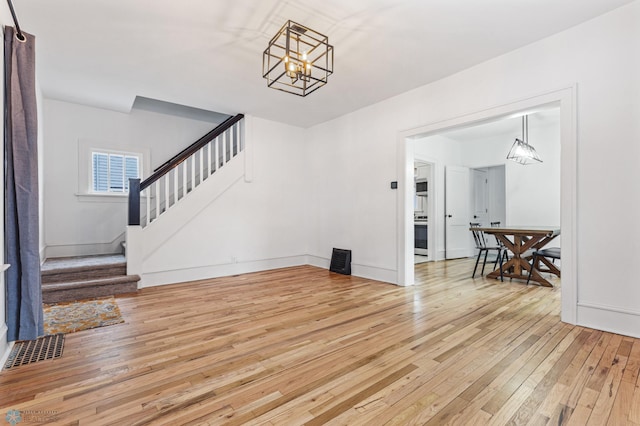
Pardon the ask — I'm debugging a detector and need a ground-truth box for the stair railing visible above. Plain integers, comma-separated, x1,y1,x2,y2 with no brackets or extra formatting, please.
128,113,244,227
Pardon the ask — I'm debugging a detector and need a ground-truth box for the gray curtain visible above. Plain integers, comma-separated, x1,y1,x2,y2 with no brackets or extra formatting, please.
5,26,43,341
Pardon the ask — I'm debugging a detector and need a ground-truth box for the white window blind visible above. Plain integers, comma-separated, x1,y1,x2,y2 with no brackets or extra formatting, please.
92,152,141,193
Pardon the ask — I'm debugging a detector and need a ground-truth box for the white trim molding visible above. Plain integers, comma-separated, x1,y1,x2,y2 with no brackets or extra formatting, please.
139,255,308,288
396,85,578,324
306,255,398,284
0,325,12,370
577,302,640,339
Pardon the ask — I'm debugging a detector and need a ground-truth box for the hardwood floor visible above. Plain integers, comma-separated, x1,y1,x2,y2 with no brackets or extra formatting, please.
1,260,639,425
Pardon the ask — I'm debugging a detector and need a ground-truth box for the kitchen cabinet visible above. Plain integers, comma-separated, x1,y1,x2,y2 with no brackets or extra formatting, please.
414,194,426,214
415,165,429,180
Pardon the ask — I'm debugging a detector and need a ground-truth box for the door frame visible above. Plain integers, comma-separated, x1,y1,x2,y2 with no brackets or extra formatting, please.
397,86,577,325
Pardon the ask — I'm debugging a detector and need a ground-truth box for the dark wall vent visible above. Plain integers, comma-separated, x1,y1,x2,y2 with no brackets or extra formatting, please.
330,248,351,275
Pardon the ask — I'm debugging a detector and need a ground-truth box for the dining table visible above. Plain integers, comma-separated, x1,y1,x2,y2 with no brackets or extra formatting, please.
471,225,561,287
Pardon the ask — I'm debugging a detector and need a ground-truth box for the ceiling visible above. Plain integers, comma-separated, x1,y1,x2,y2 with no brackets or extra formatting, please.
437,108,560,144
12,0,634,128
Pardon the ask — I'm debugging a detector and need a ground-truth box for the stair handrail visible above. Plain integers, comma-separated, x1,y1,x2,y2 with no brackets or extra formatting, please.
142,113,243,191
128,113,244,226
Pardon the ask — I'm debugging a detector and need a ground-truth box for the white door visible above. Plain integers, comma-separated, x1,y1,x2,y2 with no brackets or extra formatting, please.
471,169,488,226
445,166,471,259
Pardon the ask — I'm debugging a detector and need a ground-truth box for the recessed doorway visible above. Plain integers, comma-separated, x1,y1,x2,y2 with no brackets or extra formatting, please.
398,86,576,325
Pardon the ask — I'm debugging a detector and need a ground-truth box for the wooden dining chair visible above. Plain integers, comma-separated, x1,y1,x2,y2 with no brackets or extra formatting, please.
470,223,505,281
526,247,561,284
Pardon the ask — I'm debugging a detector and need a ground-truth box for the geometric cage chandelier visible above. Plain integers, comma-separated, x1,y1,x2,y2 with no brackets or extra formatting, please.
263,20,334,97
506,114,543,165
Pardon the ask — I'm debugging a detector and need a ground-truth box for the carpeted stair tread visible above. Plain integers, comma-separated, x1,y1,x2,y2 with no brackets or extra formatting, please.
42,275,139,304
42,265,127,284
42,254,127,284
41,254,138,303
42,275,141,292
42,261,126,275
42,254,125,271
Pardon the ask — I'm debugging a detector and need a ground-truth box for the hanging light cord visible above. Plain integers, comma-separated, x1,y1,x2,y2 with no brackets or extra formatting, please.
6,0,25,41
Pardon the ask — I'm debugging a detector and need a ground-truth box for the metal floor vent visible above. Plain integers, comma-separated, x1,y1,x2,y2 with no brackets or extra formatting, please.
330,248,352,275
3,334,65,370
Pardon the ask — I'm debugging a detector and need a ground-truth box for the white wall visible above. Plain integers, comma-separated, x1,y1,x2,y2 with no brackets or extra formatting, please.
134,116,309,286
42,99,221,258
308,2,640,337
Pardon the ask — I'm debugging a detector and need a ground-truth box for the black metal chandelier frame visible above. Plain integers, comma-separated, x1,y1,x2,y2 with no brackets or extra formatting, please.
506,115,543,165
263,20,334,97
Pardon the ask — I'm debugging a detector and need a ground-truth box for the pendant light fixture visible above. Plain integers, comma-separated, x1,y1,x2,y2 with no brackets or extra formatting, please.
506,115,542,165
263,20,334,97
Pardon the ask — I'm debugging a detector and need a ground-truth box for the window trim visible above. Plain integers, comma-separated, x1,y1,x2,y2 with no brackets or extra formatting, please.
77,139,151,200
91,151,141,194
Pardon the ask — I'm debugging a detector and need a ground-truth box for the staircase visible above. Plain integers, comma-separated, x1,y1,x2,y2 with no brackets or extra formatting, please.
41,254,140,303
128,114,244,228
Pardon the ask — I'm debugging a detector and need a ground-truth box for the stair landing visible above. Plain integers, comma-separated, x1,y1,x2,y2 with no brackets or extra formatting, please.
42,254,126,271
42,254,139,303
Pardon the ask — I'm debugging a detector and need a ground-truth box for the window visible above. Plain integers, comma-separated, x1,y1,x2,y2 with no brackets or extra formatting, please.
91,151,141,193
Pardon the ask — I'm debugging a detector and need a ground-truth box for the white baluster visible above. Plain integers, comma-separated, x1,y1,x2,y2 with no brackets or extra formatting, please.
231,124,235,156
191,156,196,193
222,130,227,166
207,139,216,176
155,180,160,221
182,160,187,198
146,184,151,226
214,136,219,171
174,164,179,203
199,147,204,185
164,173,170,210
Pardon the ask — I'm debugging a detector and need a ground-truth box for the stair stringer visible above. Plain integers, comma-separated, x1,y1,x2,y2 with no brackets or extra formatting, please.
127,151,245,286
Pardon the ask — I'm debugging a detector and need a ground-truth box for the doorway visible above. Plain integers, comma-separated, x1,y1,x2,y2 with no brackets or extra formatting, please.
398,87,576,324
470,165,506,252
414,159,434,263
444,165,470,259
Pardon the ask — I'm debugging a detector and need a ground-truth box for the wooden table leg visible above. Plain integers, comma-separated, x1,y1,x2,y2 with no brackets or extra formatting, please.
484,233,554,287
527,267,554,287
537,256,561,277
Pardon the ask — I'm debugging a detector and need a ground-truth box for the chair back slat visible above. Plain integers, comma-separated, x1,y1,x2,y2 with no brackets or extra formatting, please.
469,222,487,249
490,221,503,246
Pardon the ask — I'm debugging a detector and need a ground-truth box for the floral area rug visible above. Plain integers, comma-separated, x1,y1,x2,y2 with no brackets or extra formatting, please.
43,297,124,334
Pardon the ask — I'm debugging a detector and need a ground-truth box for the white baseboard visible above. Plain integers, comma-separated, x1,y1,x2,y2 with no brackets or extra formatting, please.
141,254,399,288
577,302,640,339
306,254,330,270
0,324,13,371
140,255,309,288
306,255,397,285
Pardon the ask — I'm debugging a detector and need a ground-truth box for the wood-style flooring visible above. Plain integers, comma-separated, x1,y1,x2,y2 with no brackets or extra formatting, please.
1,259,639,425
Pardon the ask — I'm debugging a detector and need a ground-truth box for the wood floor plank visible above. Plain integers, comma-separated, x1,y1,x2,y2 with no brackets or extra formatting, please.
630,376,640,424
0,260,638,424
